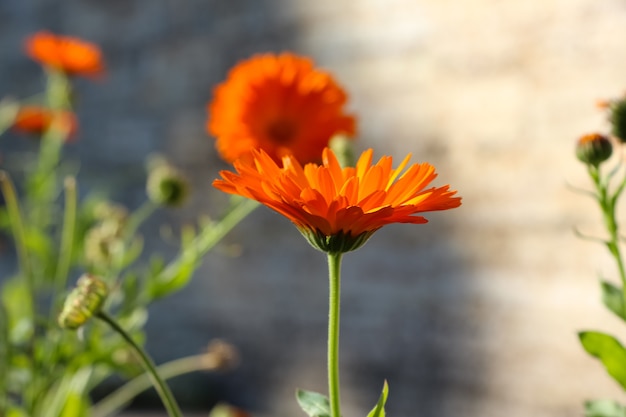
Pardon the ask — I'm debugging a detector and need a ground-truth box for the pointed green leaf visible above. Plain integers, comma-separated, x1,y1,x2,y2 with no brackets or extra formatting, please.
585,399,626,417
601,281,626,321
366,380,389,417
296,389,331,417
580,331,626,389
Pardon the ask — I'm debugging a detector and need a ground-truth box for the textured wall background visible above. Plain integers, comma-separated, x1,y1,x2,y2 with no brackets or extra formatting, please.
2,0,626,416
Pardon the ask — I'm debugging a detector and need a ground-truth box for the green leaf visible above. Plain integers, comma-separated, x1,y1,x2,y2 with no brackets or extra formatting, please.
601,281,626,321
59,392,90,417
585,399,626,417
1,278,33,344
367,380,389,417
147,231,199,300
296,389,331,417
580,331,626,389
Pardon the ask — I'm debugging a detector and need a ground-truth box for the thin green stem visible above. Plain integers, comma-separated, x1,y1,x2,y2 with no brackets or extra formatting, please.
54,177,77,291
0,171,34,293
327,252,343,417
92,353,216,417
95,311,184,417
156,198,259,283
29,70,72,226
125,200,159,240
589,165,626,302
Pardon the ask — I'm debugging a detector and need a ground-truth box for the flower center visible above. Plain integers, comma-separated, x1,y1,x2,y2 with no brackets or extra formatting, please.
266,118,297,144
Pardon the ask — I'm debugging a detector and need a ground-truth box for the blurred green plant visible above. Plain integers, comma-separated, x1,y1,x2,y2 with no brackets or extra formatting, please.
0,38,254,417
574,98,626,417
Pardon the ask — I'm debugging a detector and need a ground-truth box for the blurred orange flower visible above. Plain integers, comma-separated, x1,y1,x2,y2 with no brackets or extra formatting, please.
25,31,104,78
13,105,78,141
207,53,356,164
213,147,461,253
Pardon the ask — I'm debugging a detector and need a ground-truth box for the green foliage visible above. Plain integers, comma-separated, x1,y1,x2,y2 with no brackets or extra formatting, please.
366,381,389,417
296,389,331,417
579,332,626,390
0,57,251,416
585,400,626,417
601,281,626,321
575,103,626,414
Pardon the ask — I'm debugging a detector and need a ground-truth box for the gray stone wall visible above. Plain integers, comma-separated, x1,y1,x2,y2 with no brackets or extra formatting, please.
2,0,626,416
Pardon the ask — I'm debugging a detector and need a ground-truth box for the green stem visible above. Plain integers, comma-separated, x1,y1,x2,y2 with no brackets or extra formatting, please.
589,165,626,301
54,177,77,292
156,198,259,282
0,171,34,293
327,252,343,417
95,311,184,417
29,70,72,226
92,353,217,417
125,200,159,240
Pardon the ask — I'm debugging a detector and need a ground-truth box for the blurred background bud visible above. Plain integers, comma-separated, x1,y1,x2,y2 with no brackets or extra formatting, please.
146,155,189,207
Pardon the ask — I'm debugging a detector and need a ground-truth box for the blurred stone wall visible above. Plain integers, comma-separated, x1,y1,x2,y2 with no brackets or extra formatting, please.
2,0,626,416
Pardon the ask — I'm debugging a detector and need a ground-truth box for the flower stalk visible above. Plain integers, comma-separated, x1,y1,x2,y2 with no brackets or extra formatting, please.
587,164,626,301
95,311,184,417
327,252,343,417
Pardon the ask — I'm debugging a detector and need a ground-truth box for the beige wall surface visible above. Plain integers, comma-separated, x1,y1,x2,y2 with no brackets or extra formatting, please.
3,1,626,416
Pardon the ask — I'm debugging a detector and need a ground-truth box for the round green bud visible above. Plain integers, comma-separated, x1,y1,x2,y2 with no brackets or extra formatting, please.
576,133,612,167
610,99,626,143
146,162,189,207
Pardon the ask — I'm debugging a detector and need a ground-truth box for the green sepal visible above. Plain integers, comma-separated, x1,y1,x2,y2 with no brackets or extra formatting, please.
579,331,626,389
601,281,626,321
296,389,331,417
367,380,389,417
585,399,626,417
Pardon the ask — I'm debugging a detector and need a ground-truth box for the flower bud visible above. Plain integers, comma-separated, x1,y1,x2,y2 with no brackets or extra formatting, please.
576,133,612,167
329,134,355,168
84,222,124,267
146,159,189,207
58,274,108,330
610,98,626,143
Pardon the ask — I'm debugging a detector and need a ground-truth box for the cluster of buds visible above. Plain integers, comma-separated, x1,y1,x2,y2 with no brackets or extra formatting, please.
58,274,108,330
576,96,626,167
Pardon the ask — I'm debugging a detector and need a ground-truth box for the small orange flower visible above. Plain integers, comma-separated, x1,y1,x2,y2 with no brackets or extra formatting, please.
213,148,461,253
207,53,356,164
25,31,104,78
13,105,78,141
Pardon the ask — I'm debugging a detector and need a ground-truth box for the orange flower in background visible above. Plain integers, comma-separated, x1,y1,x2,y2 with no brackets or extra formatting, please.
207,53,356,164
25,31,104,78
13,105,78,141
213,147,461,253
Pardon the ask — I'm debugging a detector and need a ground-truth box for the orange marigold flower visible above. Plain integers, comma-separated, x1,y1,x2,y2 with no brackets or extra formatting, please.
25,31,104,78
13,105,78,141
207,53,356,164
213,148,461,253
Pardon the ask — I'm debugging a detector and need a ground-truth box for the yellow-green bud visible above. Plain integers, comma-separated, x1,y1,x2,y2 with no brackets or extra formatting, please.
84,222,124,267
58,274,108,330
610,98,626,143
329,134,355,168
93,201,129,224
576,133,612,167
146,161,189,207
